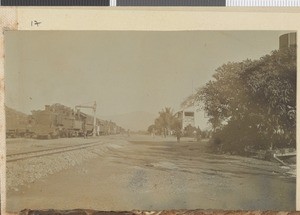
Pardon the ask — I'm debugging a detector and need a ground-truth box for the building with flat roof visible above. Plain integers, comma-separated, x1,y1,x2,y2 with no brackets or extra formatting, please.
175,106,195,130
175,105,210,130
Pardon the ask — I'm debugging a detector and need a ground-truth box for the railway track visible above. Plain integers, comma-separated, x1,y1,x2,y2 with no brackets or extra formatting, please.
7,140,104,163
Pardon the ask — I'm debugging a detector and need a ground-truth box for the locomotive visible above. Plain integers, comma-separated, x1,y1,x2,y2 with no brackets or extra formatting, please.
5,104,124,139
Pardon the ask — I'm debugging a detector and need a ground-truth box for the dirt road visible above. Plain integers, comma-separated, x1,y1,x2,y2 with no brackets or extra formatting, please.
7,135,296,212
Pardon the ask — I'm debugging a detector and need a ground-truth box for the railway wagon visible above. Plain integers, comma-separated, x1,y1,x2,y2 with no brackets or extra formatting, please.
98,119,107,135
5,106,33,138
102,121,120,135
80,112,94,135
80,115,108,136
102,121,112,135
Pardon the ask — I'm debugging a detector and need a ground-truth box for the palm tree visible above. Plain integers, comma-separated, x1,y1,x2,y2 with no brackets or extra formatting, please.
154,107,179,137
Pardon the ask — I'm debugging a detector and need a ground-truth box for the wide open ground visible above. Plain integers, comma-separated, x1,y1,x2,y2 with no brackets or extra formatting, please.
6,135,296,212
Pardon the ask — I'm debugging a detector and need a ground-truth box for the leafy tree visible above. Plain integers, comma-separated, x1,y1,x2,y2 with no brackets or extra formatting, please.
241,48,296,149
147,124,156,134
184,47,296,153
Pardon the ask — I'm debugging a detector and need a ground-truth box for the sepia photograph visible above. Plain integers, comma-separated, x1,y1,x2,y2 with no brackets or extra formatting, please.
4,30,296,212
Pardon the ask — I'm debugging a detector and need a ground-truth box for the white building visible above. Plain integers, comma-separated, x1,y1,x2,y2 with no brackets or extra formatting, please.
175,105,210,130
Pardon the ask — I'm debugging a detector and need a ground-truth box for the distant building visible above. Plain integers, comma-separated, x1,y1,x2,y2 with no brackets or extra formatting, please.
279,32,296,50
175,103,211,131
175,106,195,130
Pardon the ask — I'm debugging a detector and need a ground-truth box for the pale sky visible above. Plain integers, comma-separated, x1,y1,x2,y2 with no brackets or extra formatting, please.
4,31,288,118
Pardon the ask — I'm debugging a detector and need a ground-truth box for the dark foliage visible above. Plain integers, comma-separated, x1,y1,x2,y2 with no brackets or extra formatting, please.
187,47,296,154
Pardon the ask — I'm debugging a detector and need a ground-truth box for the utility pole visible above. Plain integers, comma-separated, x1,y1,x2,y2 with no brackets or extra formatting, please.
75,101,97,137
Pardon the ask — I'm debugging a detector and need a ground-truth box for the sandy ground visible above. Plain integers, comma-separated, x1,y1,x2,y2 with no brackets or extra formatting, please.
6,135,296,212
